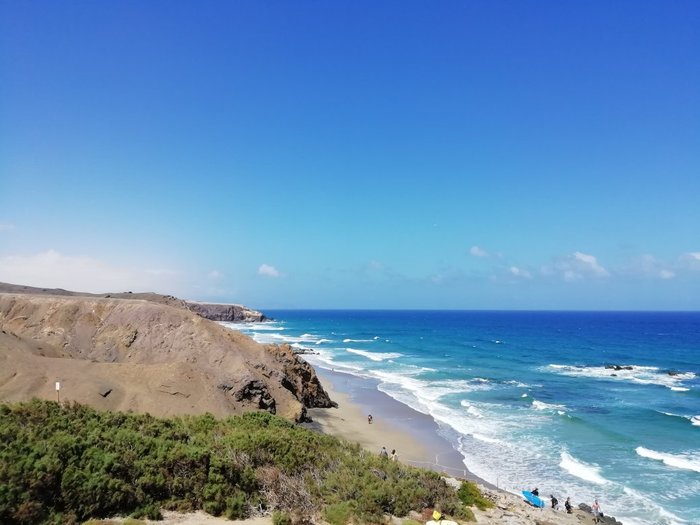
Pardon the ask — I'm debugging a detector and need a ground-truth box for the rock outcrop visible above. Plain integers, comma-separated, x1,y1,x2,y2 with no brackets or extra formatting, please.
0,291,329,422
185,301,266,322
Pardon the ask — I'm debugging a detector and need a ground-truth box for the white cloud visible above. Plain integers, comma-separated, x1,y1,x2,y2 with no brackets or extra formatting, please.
470,246,488,257
573,252,609,277
208,270,222,280
0,223,16,231
509,266,532,279
258,264,280,278
625,254,676,280
542,251,609,281
680,252,700,270
0,250,181,293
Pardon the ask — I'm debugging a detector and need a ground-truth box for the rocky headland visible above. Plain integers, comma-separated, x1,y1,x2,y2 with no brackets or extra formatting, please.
0,283,330,422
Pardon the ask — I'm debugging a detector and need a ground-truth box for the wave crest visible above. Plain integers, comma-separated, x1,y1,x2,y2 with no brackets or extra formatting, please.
547,364,695,391
346,348,402,361
559,451,610,485
635,447,700,473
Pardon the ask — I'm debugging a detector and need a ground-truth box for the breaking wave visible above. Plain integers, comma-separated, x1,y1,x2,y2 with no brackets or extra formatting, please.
559,451,610,485
547,364,695,391
635,447,700,473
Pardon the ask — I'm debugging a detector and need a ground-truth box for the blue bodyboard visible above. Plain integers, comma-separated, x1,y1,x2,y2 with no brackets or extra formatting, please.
522,491,545,508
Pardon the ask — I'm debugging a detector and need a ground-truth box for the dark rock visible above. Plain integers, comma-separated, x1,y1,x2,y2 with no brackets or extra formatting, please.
186,301,267,322
271,344,334,409
292,347,317,355
221,378,276,414
97,385,113,398
605,365,633,371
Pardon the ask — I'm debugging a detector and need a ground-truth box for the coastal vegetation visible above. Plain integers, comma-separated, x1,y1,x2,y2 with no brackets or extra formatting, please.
0,400,482,524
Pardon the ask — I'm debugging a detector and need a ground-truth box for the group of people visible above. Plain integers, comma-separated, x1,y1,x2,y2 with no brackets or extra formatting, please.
379,446,398,461
530,488,601,521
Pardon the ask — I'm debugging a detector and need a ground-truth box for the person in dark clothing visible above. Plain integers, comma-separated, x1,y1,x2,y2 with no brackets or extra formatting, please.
550,495,558,509
531,487,539,496
565,497,573,514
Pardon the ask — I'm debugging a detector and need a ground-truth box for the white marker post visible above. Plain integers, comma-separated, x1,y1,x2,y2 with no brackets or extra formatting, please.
55,381,60,403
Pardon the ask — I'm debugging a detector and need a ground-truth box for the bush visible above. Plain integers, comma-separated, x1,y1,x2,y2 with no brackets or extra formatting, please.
457,480,493,510
0,399,465,524
323,501,353,525
272,510,292,525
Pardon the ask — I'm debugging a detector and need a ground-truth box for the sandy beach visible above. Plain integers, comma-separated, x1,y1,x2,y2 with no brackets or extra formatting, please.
306,369,597,525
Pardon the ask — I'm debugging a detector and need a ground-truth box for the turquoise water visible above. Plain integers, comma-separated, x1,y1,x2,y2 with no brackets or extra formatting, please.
223,311,700,525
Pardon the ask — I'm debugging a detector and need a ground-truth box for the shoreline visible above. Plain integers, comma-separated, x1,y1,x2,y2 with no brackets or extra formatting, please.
306,367,603,525
306,368,490,485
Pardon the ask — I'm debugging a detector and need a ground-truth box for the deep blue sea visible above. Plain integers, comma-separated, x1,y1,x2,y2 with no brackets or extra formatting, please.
223,311,700,525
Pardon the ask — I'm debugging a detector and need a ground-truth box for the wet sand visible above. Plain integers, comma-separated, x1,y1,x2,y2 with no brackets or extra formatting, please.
305,369,491,484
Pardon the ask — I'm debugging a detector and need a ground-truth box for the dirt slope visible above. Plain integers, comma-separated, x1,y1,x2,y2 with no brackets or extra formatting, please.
0,292,331,421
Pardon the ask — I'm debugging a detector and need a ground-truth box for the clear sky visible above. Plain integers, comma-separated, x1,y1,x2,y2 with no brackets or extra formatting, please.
1,1,699,310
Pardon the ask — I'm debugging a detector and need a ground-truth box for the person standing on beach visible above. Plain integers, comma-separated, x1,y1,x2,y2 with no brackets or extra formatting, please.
390,449,398,461
368,414,373,424
379,446,388,458
565,497,573,514
550,495,558,509
592,499,601,523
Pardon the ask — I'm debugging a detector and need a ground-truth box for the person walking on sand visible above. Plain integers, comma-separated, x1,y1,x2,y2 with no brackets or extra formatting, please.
592,499,601,523
550,494,558,509
565,497,573,514
368,414,373,424
390,449,398,461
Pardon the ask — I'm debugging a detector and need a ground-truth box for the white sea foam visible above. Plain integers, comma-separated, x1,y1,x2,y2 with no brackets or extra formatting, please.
531,400,566,412
315,338,333,344
346,348,402,361
635,447,700,473
546,364,695,390
220,321,286,331
342,338,374,343
660,412,700,427
521,393,528,398
460,400,484,418
622,486,688,525
559,451,610,485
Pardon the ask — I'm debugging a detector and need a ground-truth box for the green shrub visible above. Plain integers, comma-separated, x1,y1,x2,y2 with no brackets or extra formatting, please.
457,480,493,510
323,501,353,525
272,510,292,525
0,399,465,524
130,503,161,520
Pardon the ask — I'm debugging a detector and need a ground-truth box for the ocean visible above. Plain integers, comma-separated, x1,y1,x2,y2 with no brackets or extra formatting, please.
222,310,700,525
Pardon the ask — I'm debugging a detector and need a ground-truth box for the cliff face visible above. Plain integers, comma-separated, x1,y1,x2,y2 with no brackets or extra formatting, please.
185,301,266,322
0,292,330,421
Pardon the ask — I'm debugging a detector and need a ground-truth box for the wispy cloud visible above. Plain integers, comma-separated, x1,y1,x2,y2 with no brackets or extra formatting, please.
0,250,181,293
469,246,489,257
509,266,532,279
258,264,280,278
680,252,700,270
542,251,609,281
620,254,676,280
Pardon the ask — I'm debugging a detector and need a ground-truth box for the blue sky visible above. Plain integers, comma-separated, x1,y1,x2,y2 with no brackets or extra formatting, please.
1,1,699,310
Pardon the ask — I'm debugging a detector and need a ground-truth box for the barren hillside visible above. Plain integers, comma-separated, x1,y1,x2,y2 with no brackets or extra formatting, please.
0,291,332,421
